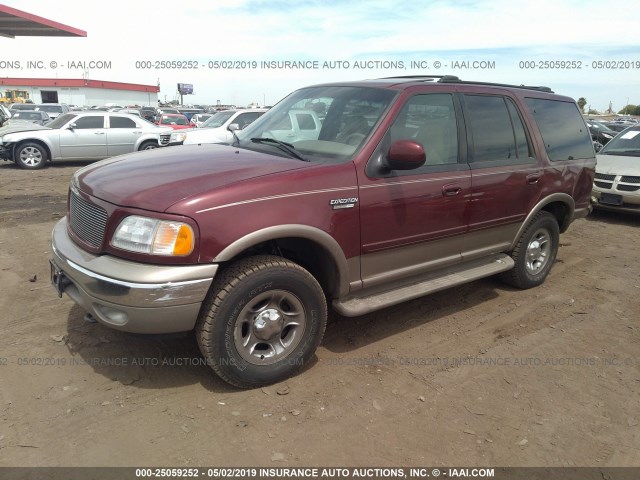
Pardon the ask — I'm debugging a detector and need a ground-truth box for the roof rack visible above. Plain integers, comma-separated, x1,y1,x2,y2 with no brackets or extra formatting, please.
380,75,554,93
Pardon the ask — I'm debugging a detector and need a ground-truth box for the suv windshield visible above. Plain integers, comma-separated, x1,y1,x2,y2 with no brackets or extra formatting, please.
201,111,235,128
236,86,397,162
599,127,640,156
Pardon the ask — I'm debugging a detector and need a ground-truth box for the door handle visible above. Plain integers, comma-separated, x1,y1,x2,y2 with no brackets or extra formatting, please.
94,131,105,135
526,172,542,184
442,184,462,197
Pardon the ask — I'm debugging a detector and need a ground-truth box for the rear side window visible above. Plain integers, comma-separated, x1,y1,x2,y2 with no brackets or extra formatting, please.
109,116,137,128
525,98,594,160
464,95,532,163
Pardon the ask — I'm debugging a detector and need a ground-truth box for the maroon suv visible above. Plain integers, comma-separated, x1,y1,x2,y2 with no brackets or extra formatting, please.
50,76,596,388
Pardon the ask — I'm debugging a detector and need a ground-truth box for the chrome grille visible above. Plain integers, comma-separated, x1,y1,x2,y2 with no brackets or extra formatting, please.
594,181,613,189
620,175,640,183
69,190,108,247
617,184,640,192
595,173,616,181
159,134,171,146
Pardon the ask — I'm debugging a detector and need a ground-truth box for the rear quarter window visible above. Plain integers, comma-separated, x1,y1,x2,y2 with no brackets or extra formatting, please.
525,98,594,161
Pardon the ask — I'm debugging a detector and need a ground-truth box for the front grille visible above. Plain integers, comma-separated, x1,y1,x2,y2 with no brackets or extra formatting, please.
159,134,171,146
617,184,640,192
620,175,640,183
595,173,616,181
594,181,613,189
69,190,108,248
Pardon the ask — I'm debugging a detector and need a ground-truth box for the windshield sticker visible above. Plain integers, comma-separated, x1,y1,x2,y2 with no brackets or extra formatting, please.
620,130,640,140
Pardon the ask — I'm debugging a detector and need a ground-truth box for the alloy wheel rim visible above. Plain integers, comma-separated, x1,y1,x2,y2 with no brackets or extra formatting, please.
525,228,551,275
234,289,306,365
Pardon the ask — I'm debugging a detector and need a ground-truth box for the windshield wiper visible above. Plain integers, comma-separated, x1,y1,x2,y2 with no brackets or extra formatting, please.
250,137,308,161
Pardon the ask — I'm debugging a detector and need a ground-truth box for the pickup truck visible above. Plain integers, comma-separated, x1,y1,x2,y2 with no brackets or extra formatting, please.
50,76,595,388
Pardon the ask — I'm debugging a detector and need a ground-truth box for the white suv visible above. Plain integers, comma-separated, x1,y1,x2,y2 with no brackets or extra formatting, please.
164,109,266,146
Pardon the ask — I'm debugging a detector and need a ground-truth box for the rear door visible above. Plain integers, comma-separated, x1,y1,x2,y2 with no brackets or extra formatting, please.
458,89,540,260
359,91,471,287
107,115,141,156
59,115,108,159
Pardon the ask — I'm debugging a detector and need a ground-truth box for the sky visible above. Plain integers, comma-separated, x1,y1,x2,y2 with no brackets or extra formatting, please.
2,0,639,112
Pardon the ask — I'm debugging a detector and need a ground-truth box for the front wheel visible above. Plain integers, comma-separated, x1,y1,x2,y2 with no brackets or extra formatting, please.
196,255,327,388
138,140,158,151
501,211,559,289
15,142,48,169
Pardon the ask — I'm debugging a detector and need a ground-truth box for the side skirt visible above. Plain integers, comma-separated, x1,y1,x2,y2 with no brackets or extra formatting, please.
333,253,514,317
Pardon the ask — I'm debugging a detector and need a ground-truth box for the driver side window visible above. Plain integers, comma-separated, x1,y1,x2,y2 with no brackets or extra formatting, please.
390,94,458,166
73,116,105,129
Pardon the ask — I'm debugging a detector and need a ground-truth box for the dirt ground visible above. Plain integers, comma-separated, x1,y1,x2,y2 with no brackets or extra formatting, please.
0,160,639,468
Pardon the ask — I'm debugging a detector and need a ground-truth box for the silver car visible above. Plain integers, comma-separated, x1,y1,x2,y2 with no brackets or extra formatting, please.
592,125,640,213
0,112,173,169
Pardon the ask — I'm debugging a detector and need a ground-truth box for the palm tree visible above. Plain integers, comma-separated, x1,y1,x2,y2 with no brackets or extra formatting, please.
577,97,587,113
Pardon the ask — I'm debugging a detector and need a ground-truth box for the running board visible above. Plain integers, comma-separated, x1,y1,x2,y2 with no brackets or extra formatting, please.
333,253,514,317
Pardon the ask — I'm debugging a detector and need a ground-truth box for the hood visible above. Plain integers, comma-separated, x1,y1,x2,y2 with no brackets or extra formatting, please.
0,122,50,136
596,153,640,175
182,126,226,143
76,144,311,212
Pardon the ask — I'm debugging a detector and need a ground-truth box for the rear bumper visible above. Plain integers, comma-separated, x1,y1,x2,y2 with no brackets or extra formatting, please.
50,218,217,333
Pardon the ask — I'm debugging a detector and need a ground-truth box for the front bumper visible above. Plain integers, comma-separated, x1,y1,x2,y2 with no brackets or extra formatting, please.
50,218,218,333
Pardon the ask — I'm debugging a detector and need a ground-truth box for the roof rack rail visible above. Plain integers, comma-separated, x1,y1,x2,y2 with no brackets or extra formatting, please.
379,75,461,82
436,77,554,93
379,75,553,93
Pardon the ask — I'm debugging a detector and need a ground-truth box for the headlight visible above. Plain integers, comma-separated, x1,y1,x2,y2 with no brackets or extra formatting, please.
170,132,188,143
111,215,194,256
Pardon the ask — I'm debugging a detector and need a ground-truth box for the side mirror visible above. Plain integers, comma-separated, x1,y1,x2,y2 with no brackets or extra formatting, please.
387,140,426,170
228,123,240,132
68,123,77,130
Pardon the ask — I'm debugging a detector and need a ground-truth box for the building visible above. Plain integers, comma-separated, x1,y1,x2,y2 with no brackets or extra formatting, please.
0,78,159,107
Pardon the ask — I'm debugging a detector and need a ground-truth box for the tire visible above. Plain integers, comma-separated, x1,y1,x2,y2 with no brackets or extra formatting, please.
500,211,559,289
138,140,158,151
15,142,48,169
196,255,327,388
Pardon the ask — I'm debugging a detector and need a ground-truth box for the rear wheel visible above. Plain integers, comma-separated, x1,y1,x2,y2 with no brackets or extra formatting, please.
501,211,559,289
15,142,48,169
196,255,327,388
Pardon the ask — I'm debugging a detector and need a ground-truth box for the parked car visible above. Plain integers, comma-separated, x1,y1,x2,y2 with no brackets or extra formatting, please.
189,113,212,127
50,76,594,388
155,113,191,130
140,107,157,122
586,120,618,145
0,112,172,169
8,110,51,125
164,109,266,145
117,108,142,117
591,125,640,213
35,103,71,119
8,103,37,111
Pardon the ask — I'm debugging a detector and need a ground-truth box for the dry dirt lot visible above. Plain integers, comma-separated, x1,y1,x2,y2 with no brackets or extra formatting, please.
0,160,639,468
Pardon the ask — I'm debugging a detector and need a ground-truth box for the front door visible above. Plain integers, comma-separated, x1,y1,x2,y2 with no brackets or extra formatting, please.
359,92,471,288
59,115,108,159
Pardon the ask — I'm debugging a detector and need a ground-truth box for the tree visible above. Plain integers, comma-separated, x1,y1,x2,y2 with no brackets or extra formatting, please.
577,97,587,113
618,104,638,115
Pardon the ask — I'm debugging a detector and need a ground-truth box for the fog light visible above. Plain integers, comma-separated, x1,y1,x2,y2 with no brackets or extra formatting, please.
94,304,128,326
